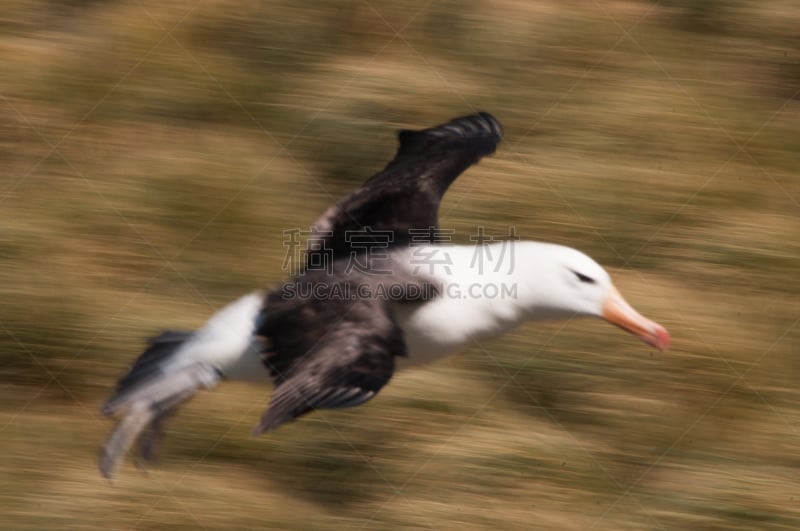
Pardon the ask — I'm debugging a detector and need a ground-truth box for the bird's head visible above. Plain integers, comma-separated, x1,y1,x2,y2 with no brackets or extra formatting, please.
519,243,670,351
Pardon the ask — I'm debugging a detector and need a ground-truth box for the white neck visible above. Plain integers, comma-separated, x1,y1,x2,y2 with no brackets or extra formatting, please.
394,241,598,368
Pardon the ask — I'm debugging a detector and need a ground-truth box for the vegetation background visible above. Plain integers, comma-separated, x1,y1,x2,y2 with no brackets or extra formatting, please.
1,0,799,529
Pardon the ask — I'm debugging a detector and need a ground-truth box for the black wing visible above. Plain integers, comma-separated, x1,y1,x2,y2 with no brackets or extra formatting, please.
253,264,435,434
307,113,502,266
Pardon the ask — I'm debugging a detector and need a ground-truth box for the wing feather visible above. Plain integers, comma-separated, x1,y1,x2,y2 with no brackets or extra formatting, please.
254,264,421,434
307,113,502,267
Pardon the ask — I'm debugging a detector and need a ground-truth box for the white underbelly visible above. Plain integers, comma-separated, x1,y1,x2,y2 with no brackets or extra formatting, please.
395,325,466,370
221,341,272,383
395,296,522,370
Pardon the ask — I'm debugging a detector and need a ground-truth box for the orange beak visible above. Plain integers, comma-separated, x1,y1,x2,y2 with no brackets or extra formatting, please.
602,286,670,351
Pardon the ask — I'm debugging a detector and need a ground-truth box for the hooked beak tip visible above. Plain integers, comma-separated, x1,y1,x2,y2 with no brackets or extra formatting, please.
648,323,671,352
603,286,671,352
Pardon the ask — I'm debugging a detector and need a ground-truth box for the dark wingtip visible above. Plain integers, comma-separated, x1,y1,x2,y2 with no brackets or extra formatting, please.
425,112,503,143
475,112,503,141
252,410,295,436
251,420,275,437
397,112,503,159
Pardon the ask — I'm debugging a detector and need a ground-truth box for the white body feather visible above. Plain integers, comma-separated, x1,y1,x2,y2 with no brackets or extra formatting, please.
395,242,609,368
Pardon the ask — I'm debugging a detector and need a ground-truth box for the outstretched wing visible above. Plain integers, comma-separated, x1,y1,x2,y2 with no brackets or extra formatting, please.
253,319,399,434
254,264,434,434
307,113,502,266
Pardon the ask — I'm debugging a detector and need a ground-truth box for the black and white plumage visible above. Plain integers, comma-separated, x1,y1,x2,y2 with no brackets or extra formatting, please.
100,113,670,479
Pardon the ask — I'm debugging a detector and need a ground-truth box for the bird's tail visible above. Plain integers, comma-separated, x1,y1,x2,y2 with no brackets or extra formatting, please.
102,330,195,416
99,292,266,480
99,331,223,479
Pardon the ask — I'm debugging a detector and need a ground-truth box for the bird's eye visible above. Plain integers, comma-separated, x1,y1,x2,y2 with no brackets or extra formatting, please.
572,271,596,284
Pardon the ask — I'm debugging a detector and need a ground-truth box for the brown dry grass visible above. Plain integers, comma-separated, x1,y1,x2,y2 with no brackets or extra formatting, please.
1,1,799,529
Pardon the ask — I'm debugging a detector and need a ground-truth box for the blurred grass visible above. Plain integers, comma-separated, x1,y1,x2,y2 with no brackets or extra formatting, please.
1,0,800,529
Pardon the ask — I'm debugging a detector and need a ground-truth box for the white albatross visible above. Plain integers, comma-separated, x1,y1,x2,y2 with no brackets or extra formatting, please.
99,114,670,479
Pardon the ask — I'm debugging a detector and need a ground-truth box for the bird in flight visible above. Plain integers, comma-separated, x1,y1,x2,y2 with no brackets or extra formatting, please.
100,113,670,479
